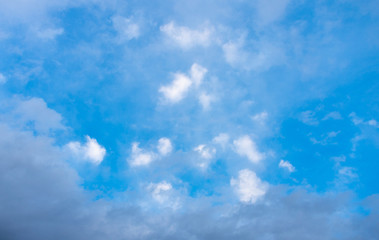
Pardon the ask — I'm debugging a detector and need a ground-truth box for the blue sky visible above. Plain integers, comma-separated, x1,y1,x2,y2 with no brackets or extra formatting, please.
1,0,379,239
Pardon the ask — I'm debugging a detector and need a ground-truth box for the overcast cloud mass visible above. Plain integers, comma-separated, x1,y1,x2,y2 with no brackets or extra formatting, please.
1,0,379,239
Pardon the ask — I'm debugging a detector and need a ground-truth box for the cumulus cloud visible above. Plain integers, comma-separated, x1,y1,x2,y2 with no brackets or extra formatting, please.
160,21,212,49
251,111,268,124
157,137,173,156
129,142,156,167
159,73,192,103
231,169,268,204
279,159,295,172
129,138,173,167
190,63,208,87
0,97,65,134
159,63,207,103
233,136,265,163
198,92,213,110
68,136,106,165
112,15,140,41
194,144,215,159
148,181,172,203
213,133,230,149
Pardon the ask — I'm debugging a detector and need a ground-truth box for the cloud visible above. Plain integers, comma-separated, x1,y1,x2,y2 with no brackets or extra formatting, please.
129,142,156,167
157,137,173,156
279,159,295,172
322,111,342,120
159,63,207,103
251,111,268,124
194,144,215,159
148,181,172,204
198,92,213,110
160,21,212,49
159,73,192,103
112,15,140,41
233,136,265,163
190,63,208,87
0,73,7,84
213,133,230,149
230,169,268,204
0,97,65,134
298,110,319,126
67,136,106,165
129,138,173,167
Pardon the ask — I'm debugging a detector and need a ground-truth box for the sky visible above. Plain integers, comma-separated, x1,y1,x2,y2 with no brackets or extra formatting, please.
0,0,379,239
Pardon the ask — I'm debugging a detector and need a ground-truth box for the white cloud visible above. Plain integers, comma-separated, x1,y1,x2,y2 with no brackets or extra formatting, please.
148,181,173,204
0,73,7,84
129,142,155,167
112,15,140,41
322,111,342,121
279,159,295,172
194,144,215,159
35,27,64,40
190,63,208,87
159,63,207,103
252,111,268,124
67,136,106,165
298,110,319,126
198,92,213,110
159,73,192,103
160,21,212,49
233,136,265,163
230,169,268,204
368,119,378,127
213,133,230,149
194,144,216,169
157,137,173,156
1,97,65,134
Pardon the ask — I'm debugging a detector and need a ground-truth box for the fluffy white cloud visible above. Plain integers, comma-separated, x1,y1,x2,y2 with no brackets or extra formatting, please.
67,136,106,165
159,73,192,103
129,138,174,167
190,63,208,87
198,92,213,110
112,15,140,41
160,21,212,49
0,73,7,84
231,169,268,204
129,142,155,167
0,97,65,134
279,159,295,172
148,181,173,204
213,133,230,149
159,63,207,103
157,137,172,156
233,136,265,163
194,144,215,159
252,111,268,123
